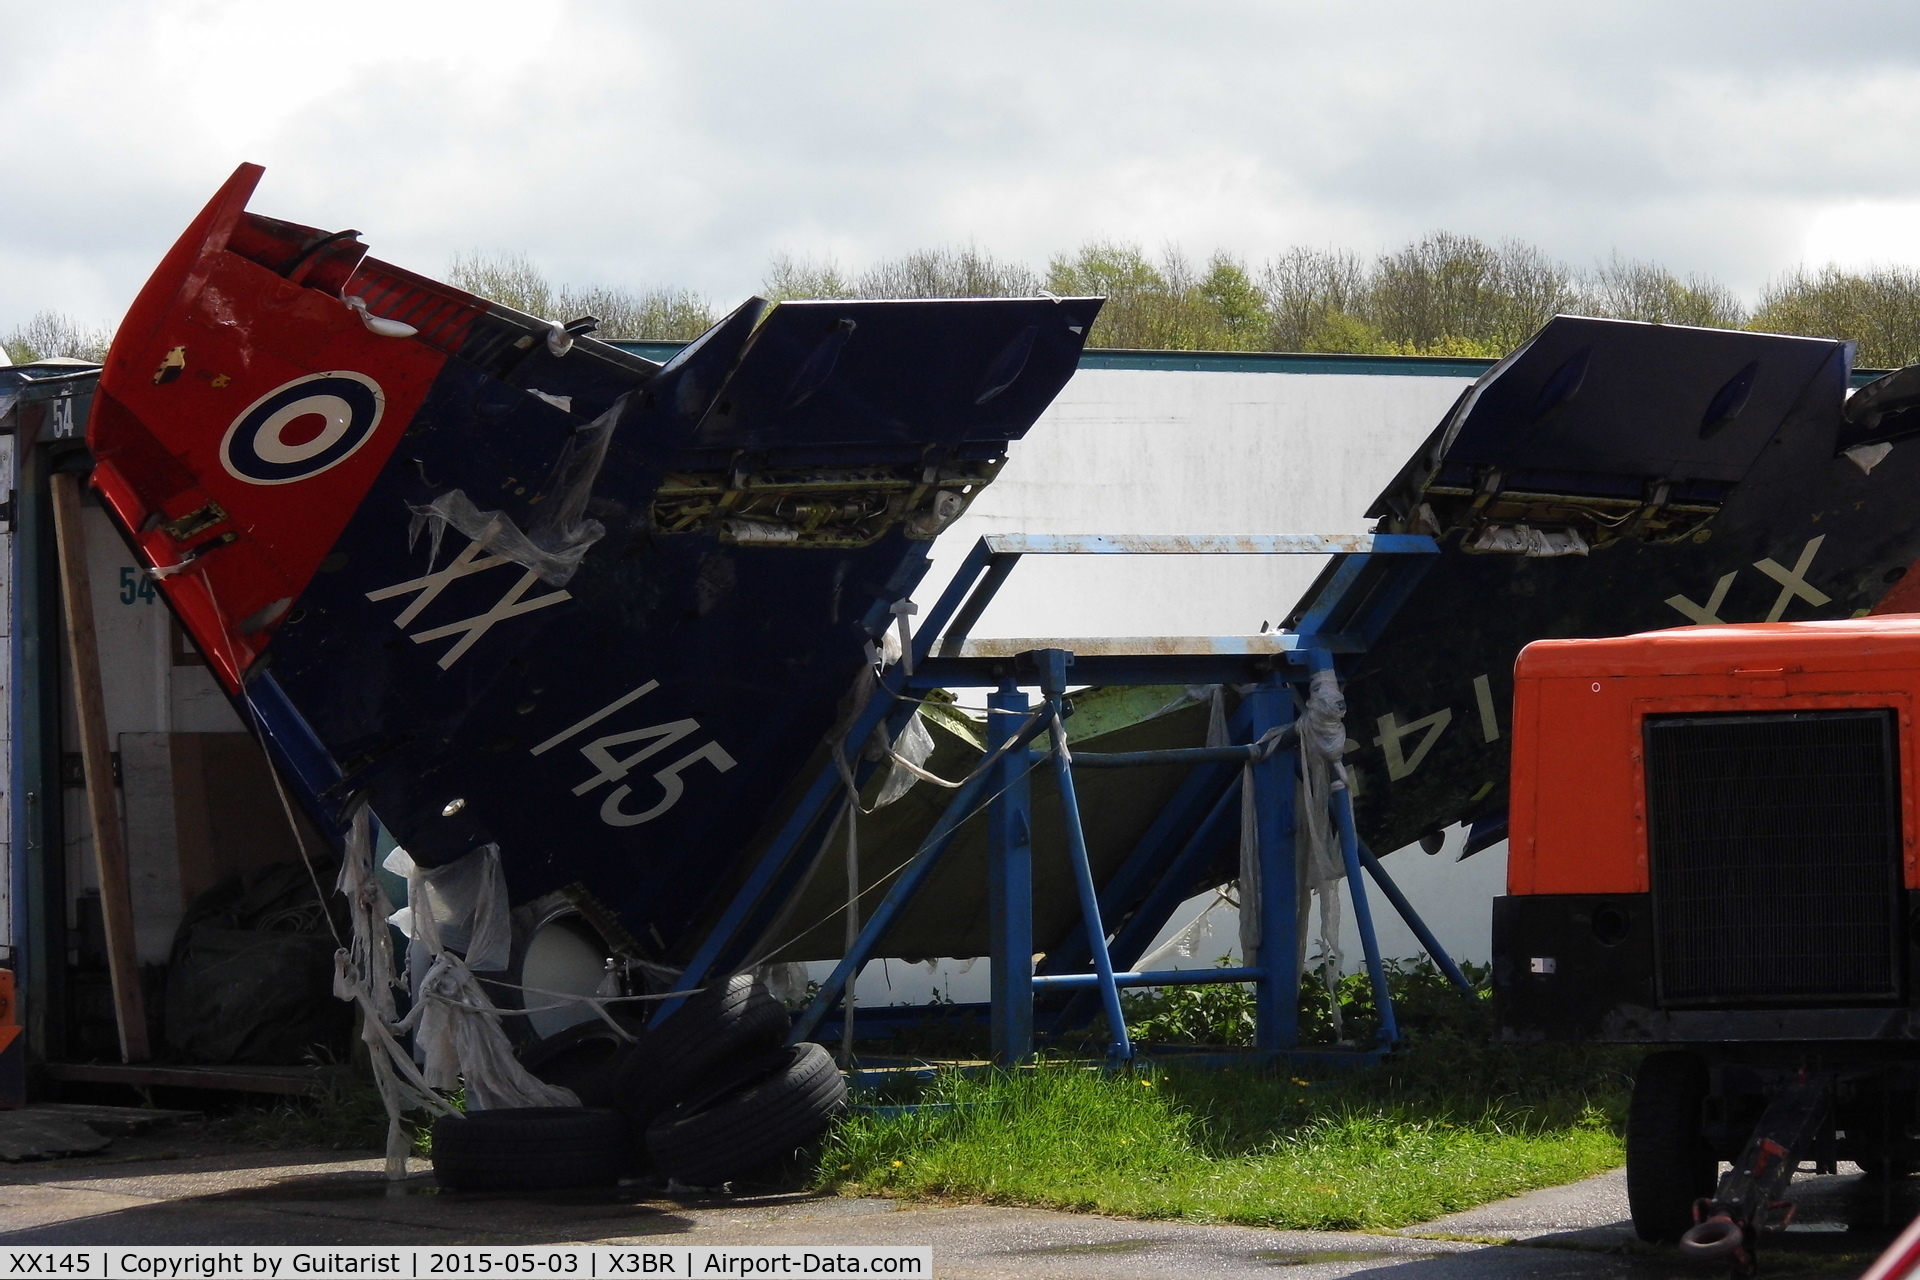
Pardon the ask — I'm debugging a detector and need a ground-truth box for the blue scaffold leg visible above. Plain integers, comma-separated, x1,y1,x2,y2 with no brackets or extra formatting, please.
1036,650,1131,1063
790,707,1051,1045
987,681,1034,1065
1357,840,1474,998
1333,780,1400,1048
1245,675,1298,1052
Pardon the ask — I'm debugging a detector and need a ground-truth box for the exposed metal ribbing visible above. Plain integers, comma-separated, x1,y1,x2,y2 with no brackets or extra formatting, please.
1645,709,1902,1006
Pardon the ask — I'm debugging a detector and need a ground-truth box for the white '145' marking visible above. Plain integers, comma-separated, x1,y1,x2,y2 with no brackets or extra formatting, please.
531,682,737,828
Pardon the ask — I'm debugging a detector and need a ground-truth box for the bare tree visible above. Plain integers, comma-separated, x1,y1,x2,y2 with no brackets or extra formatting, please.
1260,248,1370,351
1366,233,1578,354
853,245,1038,299
763,254,853,300
1750,265,1920,369
445,252,715,339
1582,255,1746,328
2,311,114,365
446,251,556,317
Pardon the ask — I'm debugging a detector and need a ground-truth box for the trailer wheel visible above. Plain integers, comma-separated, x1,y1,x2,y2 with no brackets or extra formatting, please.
431,1107,630,1191
1627,1051,1717,1242
611,974,789,1129
646,1042,847,1186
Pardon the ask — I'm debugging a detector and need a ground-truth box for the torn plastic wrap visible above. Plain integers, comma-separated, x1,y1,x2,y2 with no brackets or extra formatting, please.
332,808,459,1180
1224,672,1349,1032
406,393,626,587
385,843,578,1112
1293,668,1349,1037
755,962,811,1007
873,710,939,808
388,843,511,983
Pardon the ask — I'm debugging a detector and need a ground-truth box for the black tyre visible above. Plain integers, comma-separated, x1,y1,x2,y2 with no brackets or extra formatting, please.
610,974,789,1129
647,1042,847,1186
1627,1051,1717,1242
519,1017,644,1108
431,1107,629,1192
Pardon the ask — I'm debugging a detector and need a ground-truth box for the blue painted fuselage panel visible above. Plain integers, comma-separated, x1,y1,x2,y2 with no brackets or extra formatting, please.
258,296,1099,956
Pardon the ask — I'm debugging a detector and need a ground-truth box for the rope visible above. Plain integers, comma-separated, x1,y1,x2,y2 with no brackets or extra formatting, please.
885,746,964,788
252,704,345,951
742,745,1050,971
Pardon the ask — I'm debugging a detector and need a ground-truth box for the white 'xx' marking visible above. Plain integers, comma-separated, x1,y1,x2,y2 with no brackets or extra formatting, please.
1754,535,1830,622
367,540,571,669
1665,571,1737,625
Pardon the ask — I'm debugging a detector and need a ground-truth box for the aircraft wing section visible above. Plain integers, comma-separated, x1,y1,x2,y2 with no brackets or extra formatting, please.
1308,316,1920,861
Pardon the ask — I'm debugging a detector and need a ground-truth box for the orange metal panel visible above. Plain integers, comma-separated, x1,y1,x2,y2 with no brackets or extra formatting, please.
1510,618,1920,896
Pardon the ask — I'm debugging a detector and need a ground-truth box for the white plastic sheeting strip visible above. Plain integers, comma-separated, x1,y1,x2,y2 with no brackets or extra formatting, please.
407,394,624,587
1135,886,1236,973
1222,671,1351,1036
878,712,950,798
333,808,461,1180
381,843,578,1112
1294,668,1349,1040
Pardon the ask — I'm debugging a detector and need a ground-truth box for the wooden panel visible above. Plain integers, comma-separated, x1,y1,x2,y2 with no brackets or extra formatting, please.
170,733,329,908
43,1062,321,1096
51,472,148,1062
118,733,185,963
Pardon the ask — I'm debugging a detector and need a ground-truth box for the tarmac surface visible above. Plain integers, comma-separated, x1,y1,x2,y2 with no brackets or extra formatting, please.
0,1128,1914,1279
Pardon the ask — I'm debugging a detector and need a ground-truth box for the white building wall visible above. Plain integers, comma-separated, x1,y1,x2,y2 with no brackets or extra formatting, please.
840,363,1510,1008
62,502,245,960
916,368,1470,639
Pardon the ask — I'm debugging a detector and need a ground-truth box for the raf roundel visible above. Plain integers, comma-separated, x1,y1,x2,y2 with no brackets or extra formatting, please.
220,372,385,485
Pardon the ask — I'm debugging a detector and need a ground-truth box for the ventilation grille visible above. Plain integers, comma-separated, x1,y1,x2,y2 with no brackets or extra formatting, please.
1645,709,1903,1006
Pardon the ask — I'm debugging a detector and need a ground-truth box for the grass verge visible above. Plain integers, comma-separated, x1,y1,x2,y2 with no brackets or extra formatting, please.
819,962,1635,1230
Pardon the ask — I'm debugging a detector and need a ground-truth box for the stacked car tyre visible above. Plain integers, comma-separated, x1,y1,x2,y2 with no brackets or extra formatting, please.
608,974,793,1133
444,974,844,1190
431,1107,629,1192
647,1043,848,1186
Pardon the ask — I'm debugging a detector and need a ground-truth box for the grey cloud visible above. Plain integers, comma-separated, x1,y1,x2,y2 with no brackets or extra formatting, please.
7,0,1920,331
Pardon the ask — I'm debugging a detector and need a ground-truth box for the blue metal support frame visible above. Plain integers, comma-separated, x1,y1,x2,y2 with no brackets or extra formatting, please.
1034,966,1263,990
790,708,1053,1044
1245,676,1298,1052
1333,776,1400,1048
1035,649,1132,1062
986,682,1034,1063
651,672,905,1025
1357,840,1474,997
1040,704,1252,977
666,529,1461,1065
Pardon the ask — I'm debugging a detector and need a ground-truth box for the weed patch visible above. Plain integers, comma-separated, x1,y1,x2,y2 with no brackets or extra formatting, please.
210,1067,451,1155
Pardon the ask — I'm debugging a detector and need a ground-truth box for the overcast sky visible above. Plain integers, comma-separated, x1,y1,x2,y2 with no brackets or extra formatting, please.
6,0,1920,334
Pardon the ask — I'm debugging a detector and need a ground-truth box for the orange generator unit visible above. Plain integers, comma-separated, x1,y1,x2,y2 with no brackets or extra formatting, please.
1495,615,1920,1261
